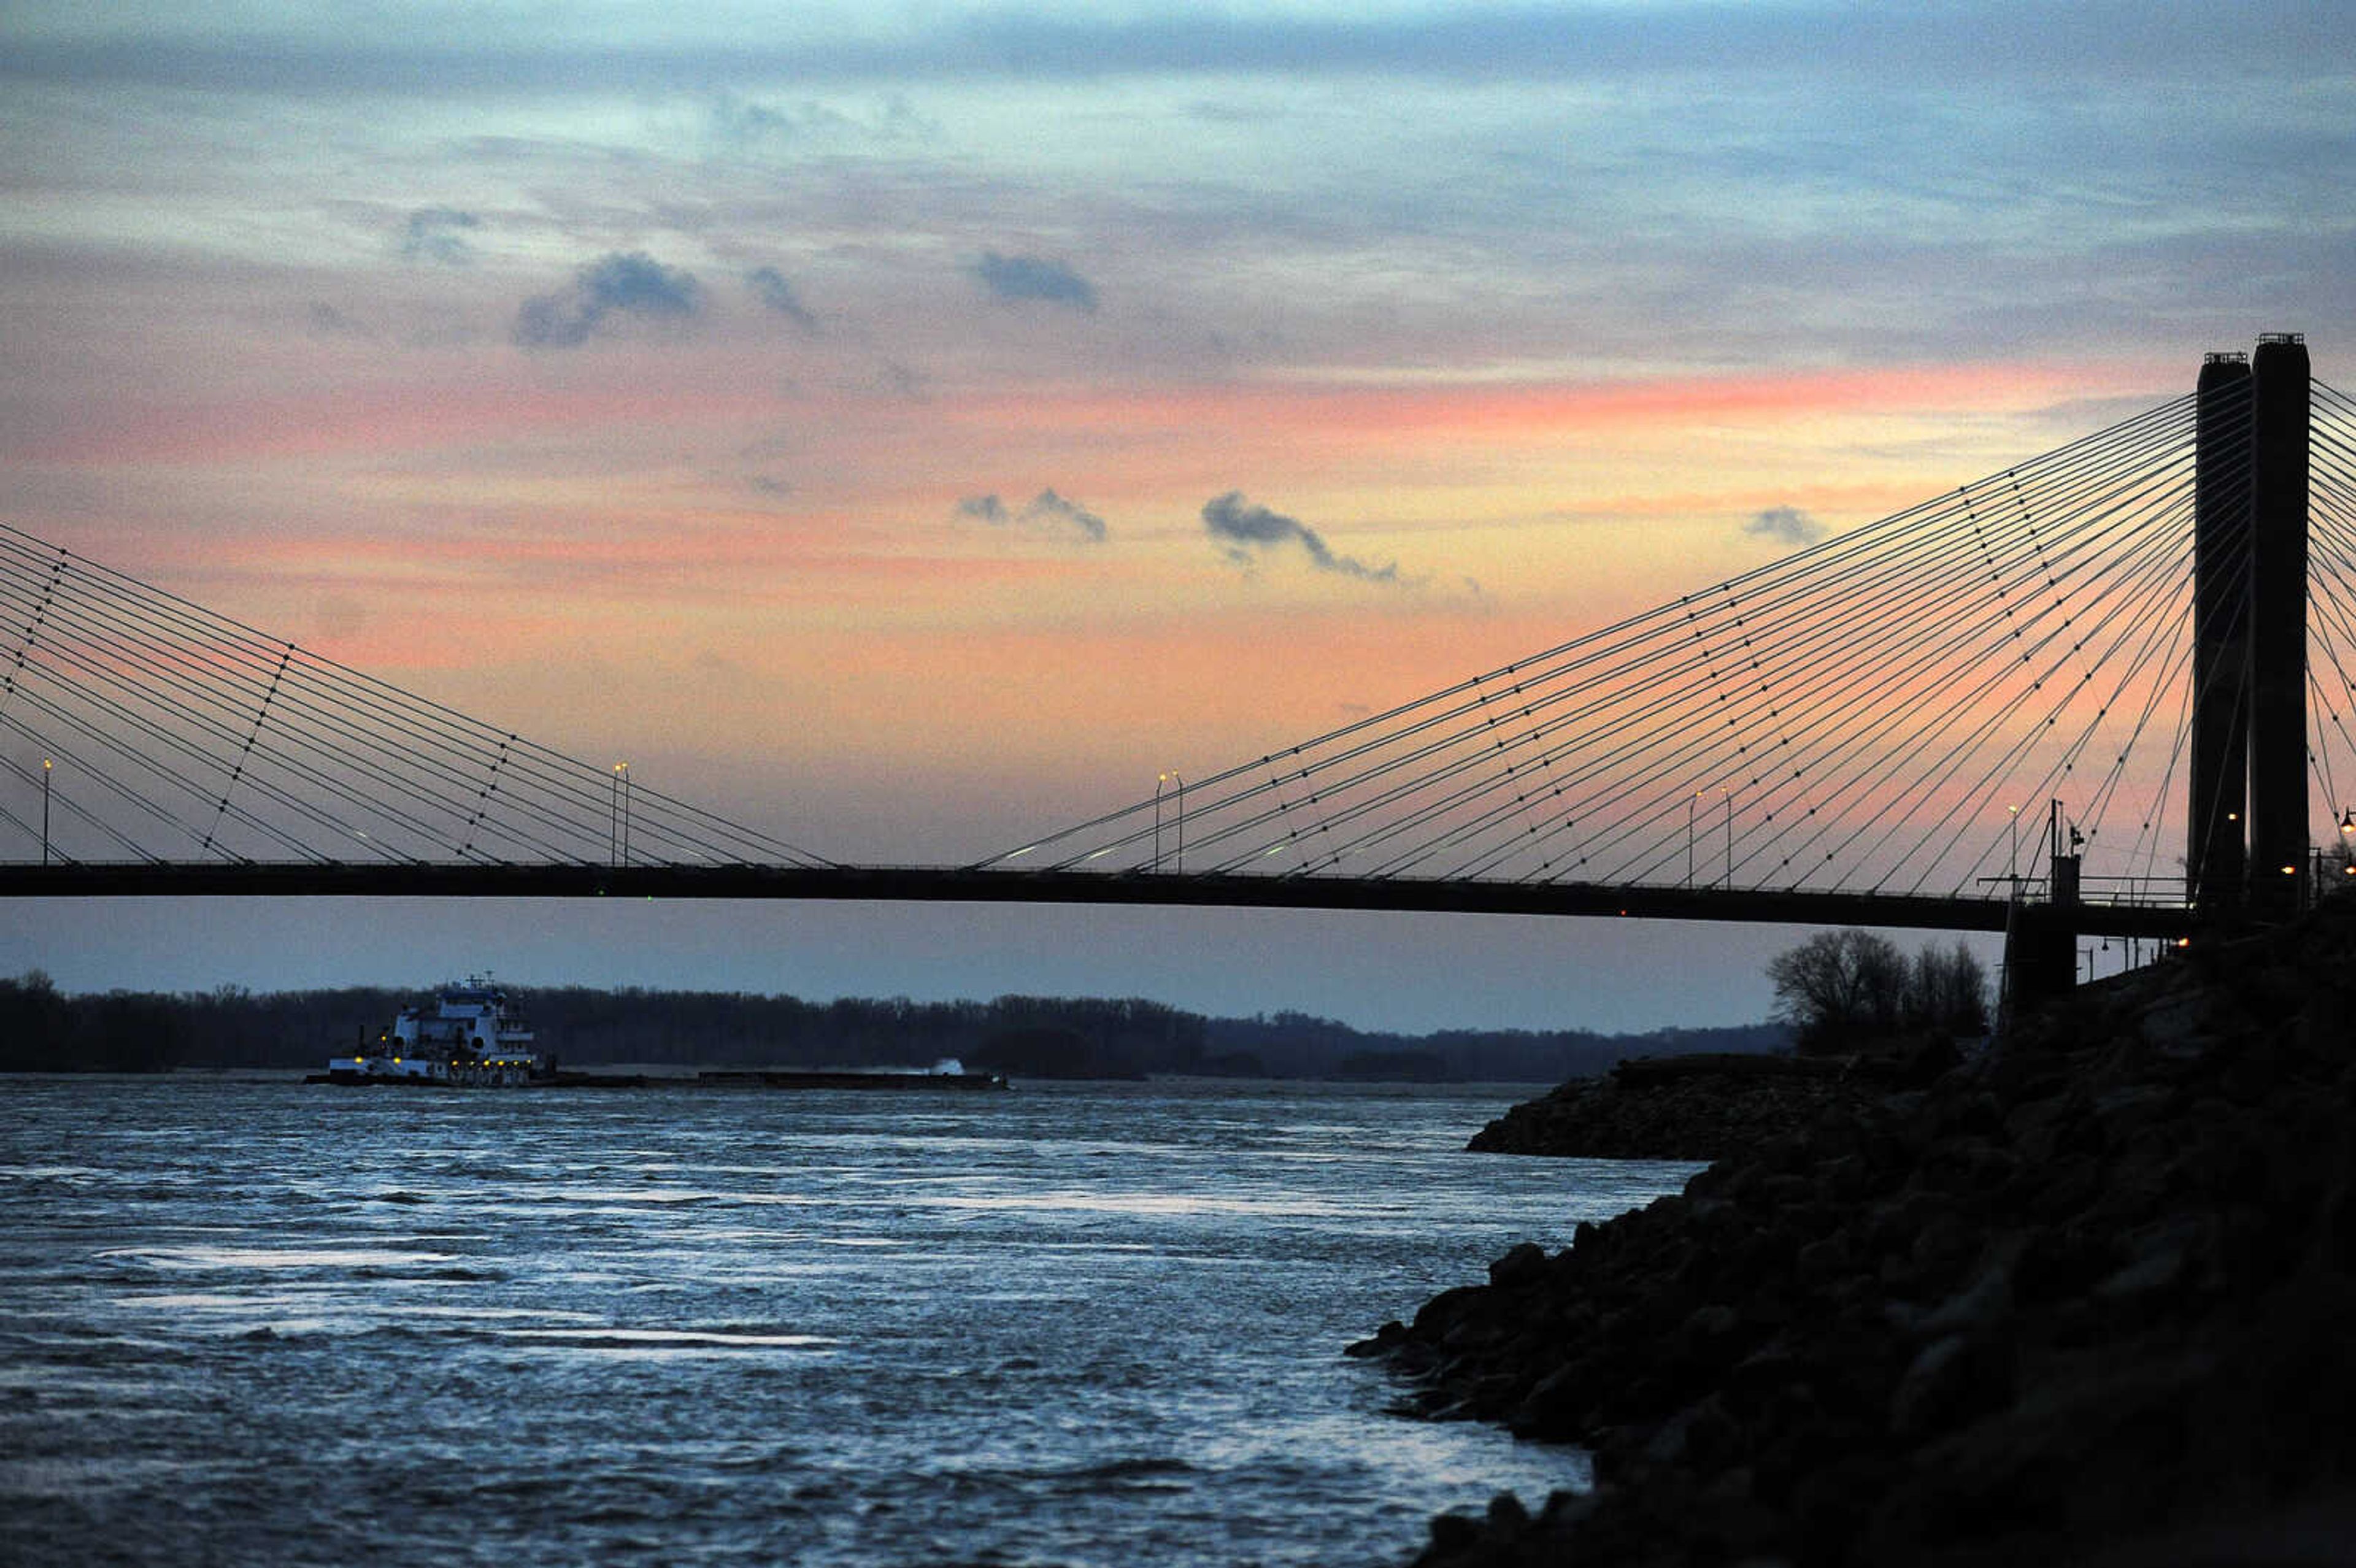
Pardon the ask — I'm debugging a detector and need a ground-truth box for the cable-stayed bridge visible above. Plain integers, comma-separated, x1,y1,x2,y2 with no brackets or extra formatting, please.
4,336,2352,1002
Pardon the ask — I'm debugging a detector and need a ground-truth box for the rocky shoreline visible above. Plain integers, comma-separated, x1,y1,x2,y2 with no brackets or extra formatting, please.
1357,902,2356,1564
1465,1048,1954,1163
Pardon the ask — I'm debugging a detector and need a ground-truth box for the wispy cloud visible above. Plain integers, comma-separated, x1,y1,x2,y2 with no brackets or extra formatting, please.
514,252,702,349
747,266,818,332
1743,505,1827,547
1201,491,1398,582
401,207,480,266
969,252,1097,312
710,90,937,148
305,301,369,338
957,488,1107,542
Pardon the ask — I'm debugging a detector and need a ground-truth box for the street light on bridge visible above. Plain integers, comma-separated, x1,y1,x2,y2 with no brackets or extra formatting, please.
1155,771,1185,874
610,762,630,866
1720,786,1733,888
1687,791,1701,888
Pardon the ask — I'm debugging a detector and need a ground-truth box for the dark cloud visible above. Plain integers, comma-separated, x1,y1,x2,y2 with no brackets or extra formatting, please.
513,252,703,349
969,252,1098,312
401,207,480,265
1201,491,1398,582
1744,505,1828,547
747,267,818,332
955,489,1108,542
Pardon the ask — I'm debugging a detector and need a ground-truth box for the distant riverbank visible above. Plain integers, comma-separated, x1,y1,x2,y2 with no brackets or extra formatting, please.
0,972,1784,1082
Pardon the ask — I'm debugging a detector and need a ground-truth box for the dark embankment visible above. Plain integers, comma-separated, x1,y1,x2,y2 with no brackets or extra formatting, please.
1354,900,2356,1566
1466,1048,1957,1162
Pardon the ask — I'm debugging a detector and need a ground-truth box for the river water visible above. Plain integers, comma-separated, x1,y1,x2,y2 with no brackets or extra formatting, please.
1,1075,1693,1566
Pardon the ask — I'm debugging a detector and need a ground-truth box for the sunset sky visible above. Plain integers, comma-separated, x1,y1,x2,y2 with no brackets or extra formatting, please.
1,2,2349,1032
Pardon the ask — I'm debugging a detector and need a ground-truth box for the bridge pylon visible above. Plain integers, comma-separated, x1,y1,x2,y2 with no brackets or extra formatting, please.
2015,336,2311,1019
2183,336,2311,923
2187,350,2251,912
2247,332,2311,917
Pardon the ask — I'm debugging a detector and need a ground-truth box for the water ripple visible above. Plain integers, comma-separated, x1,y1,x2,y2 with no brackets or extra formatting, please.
2,1076,1681,1567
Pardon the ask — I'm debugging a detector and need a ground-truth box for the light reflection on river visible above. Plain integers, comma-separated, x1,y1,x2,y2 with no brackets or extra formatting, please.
1,1076,1695,1566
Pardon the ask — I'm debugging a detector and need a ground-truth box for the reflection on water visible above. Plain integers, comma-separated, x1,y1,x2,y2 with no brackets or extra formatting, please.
1,1077,1694,1566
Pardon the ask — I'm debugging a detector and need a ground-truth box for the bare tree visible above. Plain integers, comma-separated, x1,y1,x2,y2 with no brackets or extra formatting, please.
1767,929,1906,1052
1768,931,1987,1051
1906,940,1990,1035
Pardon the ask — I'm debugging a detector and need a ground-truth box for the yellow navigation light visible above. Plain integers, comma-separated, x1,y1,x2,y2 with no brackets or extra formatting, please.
2282,865,2298,875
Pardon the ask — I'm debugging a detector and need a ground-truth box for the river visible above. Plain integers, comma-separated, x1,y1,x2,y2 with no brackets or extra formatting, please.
1,1075,1694,1566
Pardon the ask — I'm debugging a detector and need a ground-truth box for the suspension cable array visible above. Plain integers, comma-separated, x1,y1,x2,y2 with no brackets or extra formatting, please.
0,524,830,869
2306,380,2356,858
986,382,2356,909
8,380,2354,901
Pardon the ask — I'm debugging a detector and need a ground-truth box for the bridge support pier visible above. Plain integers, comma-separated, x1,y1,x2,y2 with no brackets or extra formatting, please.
2001,804,2082,1018
2003,904,2077,1017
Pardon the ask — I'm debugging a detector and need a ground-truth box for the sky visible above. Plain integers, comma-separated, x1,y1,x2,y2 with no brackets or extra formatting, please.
1,1,2350,1032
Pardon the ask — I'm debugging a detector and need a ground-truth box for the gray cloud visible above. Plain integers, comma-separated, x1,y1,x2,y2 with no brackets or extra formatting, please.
514,252,703,349
305,301,369,337
956,488,1108,542
747,267,817,332
970,252,1098,312
711,91,938,148
401,206,480,266
1023,488,1107,541
1744,505,1828,547
1201,491,1398,582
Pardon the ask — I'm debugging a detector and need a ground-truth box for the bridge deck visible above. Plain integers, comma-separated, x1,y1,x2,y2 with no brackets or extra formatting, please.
0,863,2198,940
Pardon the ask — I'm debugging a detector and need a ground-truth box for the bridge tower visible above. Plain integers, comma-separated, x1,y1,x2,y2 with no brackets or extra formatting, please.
2246,332,2311,917
2187,351,2251,912
2184,335,2309,921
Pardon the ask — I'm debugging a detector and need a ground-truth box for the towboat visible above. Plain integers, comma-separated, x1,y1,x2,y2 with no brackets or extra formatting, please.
314,975,552,1086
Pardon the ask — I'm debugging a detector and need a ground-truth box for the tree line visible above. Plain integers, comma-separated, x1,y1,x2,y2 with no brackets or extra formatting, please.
0,970,1785,1081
